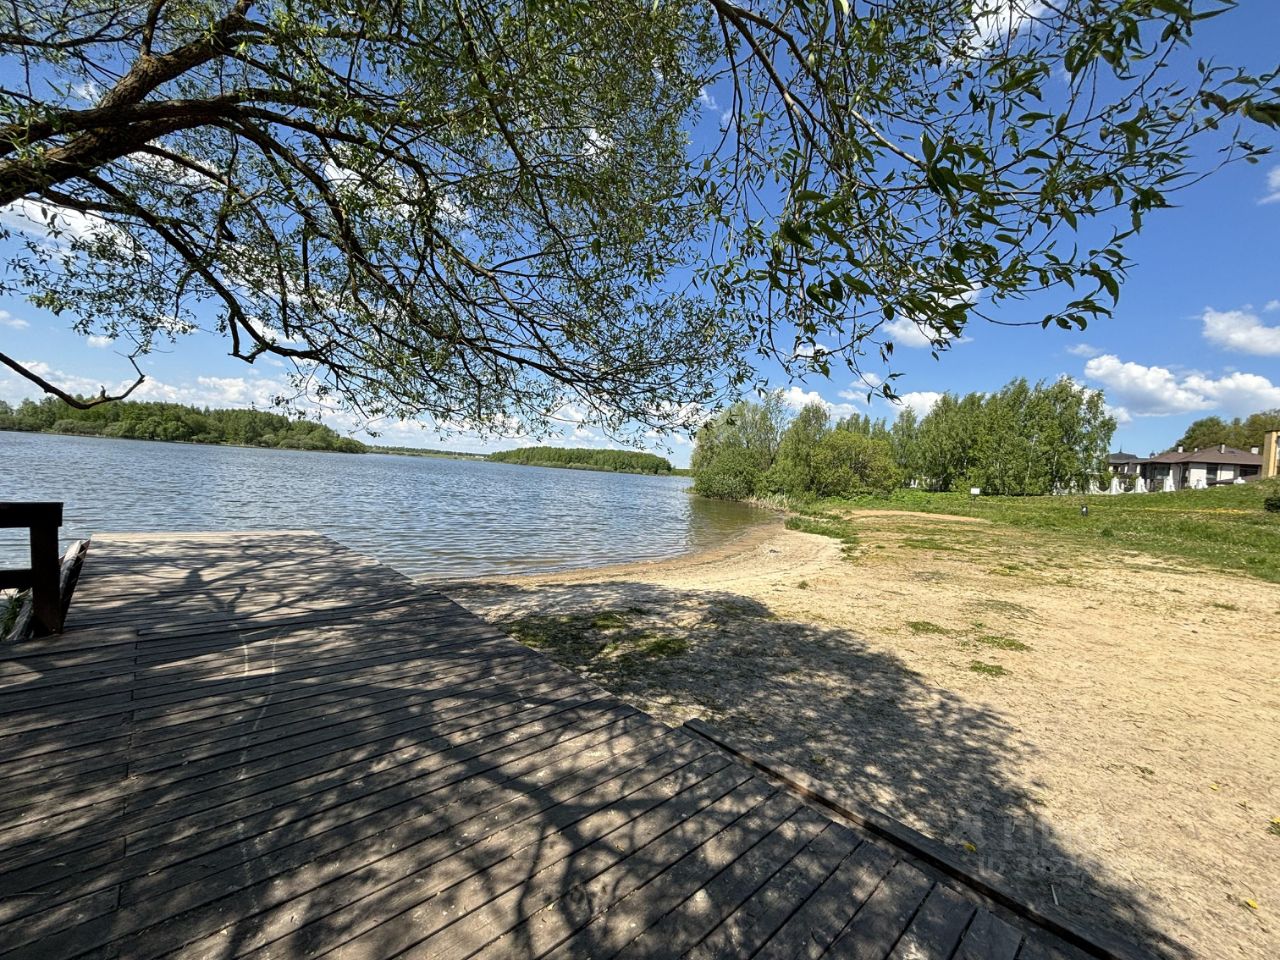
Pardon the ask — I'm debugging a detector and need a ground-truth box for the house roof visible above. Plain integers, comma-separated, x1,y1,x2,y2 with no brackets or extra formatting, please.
1145,445,1261,466
1107,451,1141,463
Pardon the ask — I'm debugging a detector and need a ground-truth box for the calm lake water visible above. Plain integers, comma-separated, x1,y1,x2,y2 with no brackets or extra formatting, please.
0,432,768,579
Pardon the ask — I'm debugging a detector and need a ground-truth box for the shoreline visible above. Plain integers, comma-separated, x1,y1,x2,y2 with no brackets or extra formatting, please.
440,510,789,586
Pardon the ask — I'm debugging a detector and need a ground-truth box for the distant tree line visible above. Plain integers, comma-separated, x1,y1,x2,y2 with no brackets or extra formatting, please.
368,445,487,460
692,379,1115,501
1174,410,1280,453
0,397,367,453
488,447,674,474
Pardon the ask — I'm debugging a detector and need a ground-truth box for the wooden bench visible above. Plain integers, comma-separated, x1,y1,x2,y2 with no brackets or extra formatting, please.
0,501,68,635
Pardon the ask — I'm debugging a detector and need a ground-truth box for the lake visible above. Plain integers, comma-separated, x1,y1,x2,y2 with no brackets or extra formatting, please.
0,432,768,579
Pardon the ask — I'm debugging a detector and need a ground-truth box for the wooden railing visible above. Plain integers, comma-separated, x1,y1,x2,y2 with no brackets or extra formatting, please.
0,501,70,636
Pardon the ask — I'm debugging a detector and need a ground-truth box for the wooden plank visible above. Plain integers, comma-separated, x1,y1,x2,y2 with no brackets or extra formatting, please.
537,791,803,960
0,676,622,871
0,647,541,775
0,569,33,589
887,882,979,960
956,910,1024,960
682,719,1146,960
0,684,616,834
56,538,88,631
80,737,719,960
0,644,538,772
477,775,779,960
2,712,671,940
172,734,701,960
0,501,62,526
0,621,520,733
0,601,482,689
1016,935,1087,960
27,519,63,634
3,714,655,924
823,862,935,959
403,763,766,960
273,749,739,960
754,839,898,960
682,823,862,959
0,660,586,798
611,806,831,959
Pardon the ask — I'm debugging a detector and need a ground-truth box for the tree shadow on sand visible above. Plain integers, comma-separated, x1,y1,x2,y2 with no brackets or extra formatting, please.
448,576,1193,959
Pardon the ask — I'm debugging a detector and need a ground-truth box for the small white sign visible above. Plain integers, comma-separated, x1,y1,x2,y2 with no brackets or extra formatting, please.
969,487,981,496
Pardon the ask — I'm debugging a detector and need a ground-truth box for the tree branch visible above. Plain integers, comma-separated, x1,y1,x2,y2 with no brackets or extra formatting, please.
0,351,145,408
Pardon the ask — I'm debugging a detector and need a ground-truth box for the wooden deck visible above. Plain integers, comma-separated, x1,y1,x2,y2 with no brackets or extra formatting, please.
0,532,1120,959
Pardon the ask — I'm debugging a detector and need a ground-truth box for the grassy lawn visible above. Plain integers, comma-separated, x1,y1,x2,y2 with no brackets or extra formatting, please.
817,478,1280,584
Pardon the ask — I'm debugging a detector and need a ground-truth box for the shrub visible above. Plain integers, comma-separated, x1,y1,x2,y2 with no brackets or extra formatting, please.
1264,493,1280,514
692,445,763,500
811,431,900,497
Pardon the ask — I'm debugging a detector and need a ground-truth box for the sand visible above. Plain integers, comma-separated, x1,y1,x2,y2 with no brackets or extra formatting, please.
444,509,1280,959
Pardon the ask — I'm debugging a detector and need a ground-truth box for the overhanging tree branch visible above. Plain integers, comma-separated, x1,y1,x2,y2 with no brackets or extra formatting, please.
0,351,145,408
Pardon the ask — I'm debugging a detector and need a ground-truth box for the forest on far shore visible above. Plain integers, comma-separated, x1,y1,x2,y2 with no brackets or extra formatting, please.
0,397,367,453
487,446,674,474
0,398,680,472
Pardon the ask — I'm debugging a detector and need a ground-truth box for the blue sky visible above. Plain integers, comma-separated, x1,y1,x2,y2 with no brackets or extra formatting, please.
1,4,1277,468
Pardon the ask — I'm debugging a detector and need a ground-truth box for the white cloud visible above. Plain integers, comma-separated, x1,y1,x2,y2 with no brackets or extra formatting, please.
882,317,939,349
696,88,717,111
1261,166,1280,205
0,197,114,246
1084,353,1280,417
897,391,943,417
779,386,858,420
1180,371,1280,415
86,335,113,349
1265,300,1280,313
321,158,362,190
71,80,101,103
961,1,1049,53
1201,306,1280,356
1082,355,1211,416
881,283,979,349
581,127,613,160
191,376,280,406
837,372,883,404
792,342,834,361
0,355,300,413
882,315,974,349
1065,342,1102,358
0,310,29,330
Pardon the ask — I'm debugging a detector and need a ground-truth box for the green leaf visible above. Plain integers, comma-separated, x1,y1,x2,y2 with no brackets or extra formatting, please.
921,131,936,163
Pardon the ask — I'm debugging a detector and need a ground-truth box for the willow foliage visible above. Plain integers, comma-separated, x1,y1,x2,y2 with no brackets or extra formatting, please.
1,2,1275,436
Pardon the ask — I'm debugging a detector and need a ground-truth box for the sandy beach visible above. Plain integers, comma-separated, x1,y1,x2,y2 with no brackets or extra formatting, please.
446,508,1279,959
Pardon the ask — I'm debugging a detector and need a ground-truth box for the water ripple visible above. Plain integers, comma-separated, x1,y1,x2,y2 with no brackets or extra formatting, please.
1,433,768,580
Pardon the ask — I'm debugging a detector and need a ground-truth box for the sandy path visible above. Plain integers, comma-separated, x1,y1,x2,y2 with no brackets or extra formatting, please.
445,510,1280,959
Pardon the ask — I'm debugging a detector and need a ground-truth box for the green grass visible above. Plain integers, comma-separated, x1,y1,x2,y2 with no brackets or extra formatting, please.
969,660,1009,677
624,632,690,659
504,609,690,677
906,620,951,635
829,478,1280,583
972,634,1031,651
1210,601,1240,612
785,511,859,558
901,537,960,551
